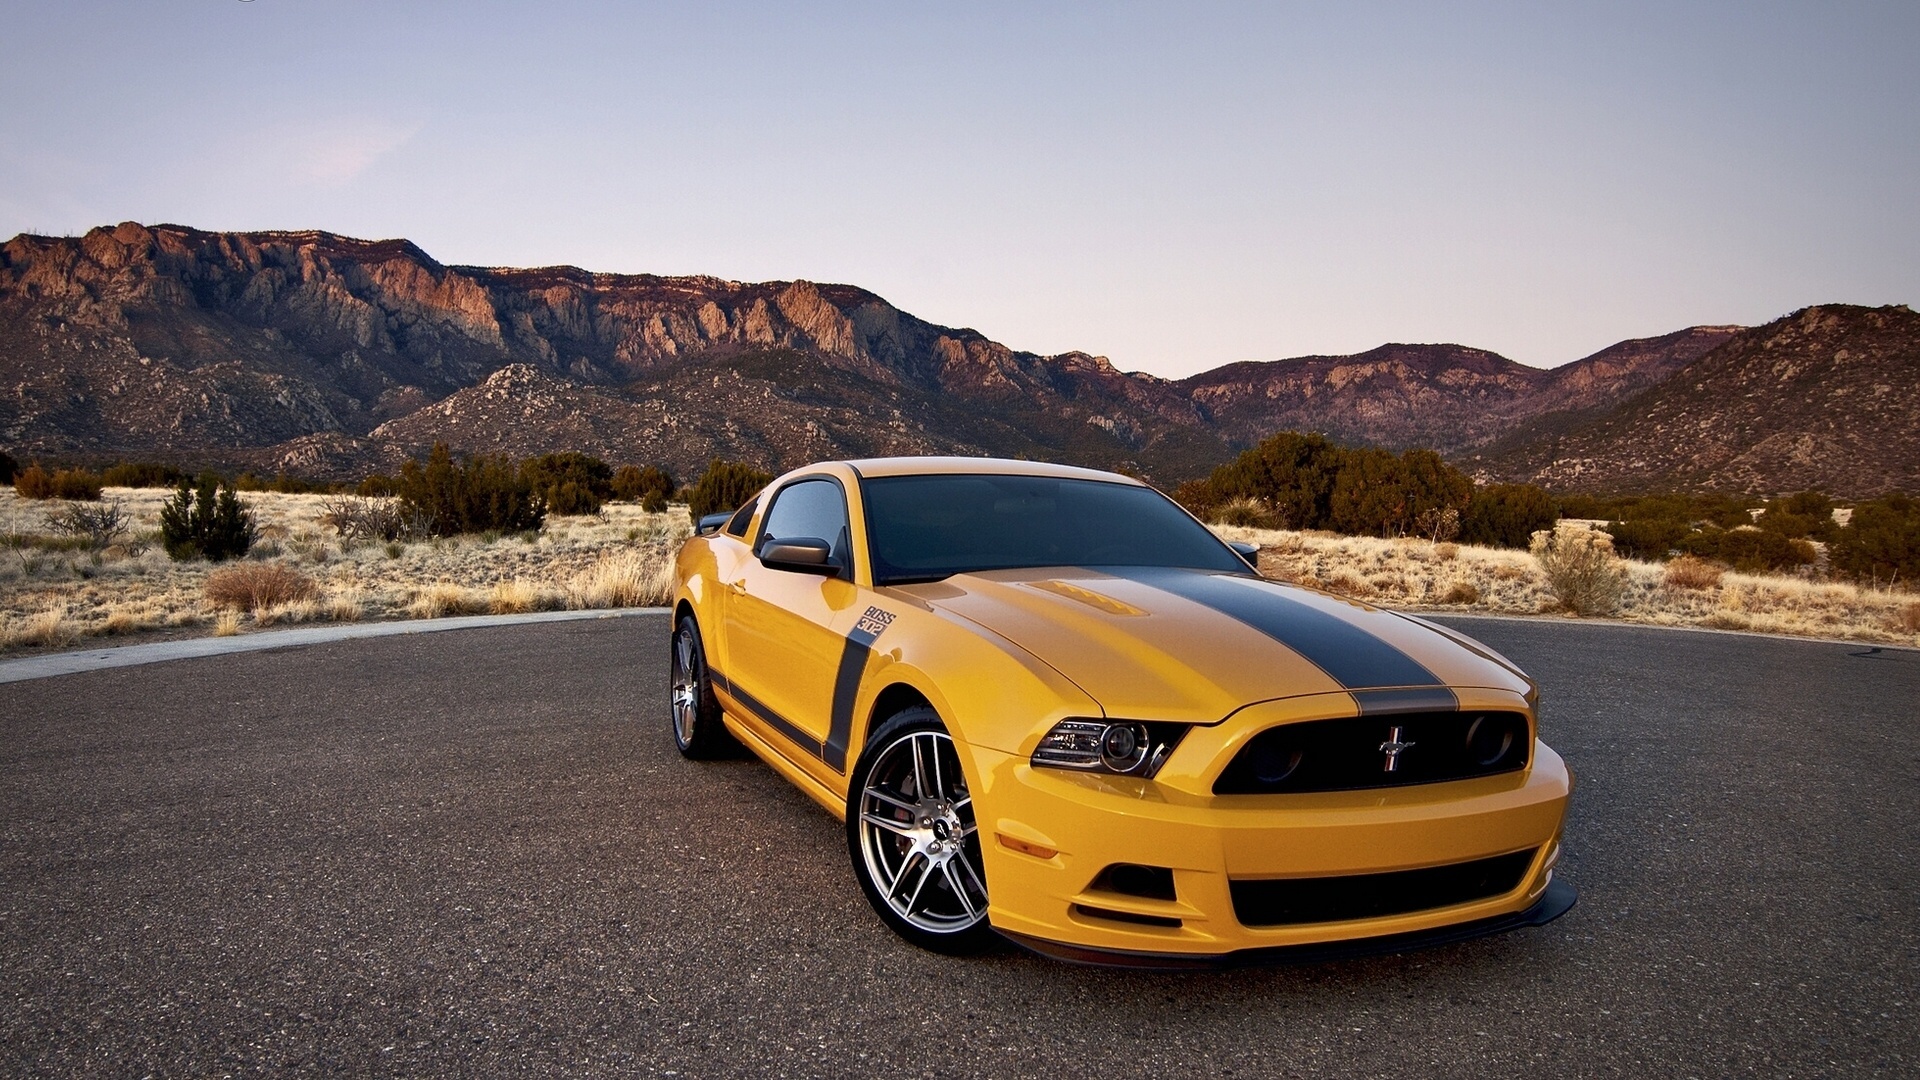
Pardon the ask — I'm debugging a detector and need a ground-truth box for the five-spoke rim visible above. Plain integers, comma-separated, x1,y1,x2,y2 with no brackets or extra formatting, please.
857,729,987,934
670,625,700,746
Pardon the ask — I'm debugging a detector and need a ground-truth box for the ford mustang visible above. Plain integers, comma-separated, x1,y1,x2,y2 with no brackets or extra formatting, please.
669,456,1574,966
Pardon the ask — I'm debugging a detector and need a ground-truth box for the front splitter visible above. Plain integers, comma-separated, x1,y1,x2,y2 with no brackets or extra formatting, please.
997,878,1577,970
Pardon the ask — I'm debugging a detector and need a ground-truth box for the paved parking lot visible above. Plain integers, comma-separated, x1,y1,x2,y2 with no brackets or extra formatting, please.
2,614,1914,1077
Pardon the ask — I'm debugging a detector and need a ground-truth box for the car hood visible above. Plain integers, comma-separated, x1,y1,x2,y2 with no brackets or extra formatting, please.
894,566,1531,724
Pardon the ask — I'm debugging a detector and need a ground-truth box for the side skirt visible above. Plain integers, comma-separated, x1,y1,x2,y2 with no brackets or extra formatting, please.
720,711,849,821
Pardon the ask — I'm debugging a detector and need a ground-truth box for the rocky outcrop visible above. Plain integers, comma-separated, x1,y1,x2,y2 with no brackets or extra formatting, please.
1473,305,1920,496
5,223,1911,494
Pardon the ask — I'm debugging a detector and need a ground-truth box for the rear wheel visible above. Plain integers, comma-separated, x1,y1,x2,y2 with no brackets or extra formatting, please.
669,615,736,759
846,708,994,953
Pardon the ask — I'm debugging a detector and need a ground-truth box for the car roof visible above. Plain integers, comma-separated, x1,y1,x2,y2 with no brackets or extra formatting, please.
838,456,1146,484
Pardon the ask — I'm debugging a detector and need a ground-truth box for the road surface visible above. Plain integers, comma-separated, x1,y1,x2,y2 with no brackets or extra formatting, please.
1,614,1914,1077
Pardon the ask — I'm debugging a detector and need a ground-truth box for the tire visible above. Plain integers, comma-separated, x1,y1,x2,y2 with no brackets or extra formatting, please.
846,707,995,954
669,614,737,759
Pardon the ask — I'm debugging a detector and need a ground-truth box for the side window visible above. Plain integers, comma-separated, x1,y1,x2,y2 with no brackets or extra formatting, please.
758,479,850,563
723,497,758,538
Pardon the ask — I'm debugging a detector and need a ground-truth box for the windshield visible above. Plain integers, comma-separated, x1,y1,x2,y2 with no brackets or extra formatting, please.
860,473,1249,584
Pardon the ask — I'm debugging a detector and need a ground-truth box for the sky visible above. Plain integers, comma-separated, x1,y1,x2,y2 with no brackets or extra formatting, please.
2,1,1915,377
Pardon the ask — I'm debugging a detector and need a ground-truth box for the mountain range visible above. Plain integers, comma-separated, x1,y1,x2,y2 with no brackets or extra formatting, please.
2,222,1914,496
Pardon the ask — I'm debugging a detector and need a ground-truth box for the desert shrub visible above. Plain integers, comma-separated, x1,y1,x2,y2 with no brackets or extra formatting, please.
1212,496,1279,529
319,495,429,543
611,464,676,511
1459,483,1557,549
1177,432,1472,538
205,562,317,613
1678,526,1816,574
687,459,773,521
1831,494,1920,587
45,501,128,550
1441,580,1480,605
1898,601,1920,634
1757,491,1836,542
14,465,103,501
522,452,614,516
1531,523,1627,616
357,473,399,497
101,460,187,488
1187,432,1349,528
1604,516,1690,560
158,477,257,561
235,471,331,495
394,444,546,537
1414,506,1461,544
1663,555,1725,591
0,449,16,484
12,465,50,498
1563,492,1759,530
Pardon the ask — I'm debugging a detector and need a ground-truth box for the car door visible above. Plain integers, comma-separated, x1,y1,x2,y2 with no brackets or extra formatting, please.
719,475,862,780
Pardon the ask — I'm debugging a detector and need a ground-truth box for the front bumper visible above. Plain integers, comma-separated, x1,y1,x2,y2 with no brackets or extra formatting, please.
973,737,1574,963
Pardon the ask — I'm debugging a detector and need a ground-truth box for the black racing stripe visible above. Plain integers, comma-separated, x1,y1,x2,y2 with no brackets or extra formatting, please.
709,665,824,760
823,636,873,773
1351,687,1461,715
1113,567,1451,692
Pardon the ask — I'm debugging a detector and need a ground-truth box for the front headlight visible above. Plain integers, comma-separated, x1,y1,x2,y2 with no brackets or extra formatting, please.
1031,719,1190,779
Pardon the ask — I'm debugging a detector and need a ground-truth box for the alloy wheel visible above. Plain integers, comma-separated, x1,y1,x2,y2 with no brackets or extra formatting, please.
855,729,988,934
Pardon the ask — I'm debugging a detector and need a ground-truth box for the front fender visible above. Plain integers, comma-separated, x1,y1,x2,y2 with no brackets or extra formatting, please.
844,604,1101,786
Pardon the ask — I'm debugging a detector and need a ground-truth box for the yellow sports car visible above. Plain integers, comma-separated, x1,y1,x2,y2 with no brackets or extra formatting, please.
670,456,1574,966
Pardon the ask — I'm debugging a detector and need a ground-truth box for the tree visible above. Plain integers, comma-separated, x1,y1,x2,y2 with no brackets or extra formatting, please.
612,464,677,512
687,459,773,522
159,476,257,561
1204,432,1347,529
1830,494,1920,585
522,452,614,516
1328,448,1409,536
394,444,546,536
1459,483,1558,549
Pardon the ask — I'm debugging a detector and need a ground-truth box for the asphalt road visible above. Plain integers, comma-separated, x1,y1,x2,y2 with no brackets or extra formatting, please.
2,614,1915,1078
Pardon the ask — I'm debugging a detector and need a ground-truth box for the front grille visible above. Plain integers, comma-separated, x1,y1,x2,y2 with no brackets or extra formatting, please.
1230,849,1538,927
1212,710,1529,795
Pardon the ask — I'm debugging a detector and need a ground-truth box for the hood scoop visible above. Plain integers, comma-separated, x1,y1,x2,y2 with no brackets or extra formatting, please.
1025,579,1147,617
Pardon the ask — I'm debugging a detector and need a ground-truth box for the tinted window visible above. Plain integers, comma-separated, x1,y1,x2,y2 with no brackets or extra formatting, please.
862,474,1247,584
724,497,758,538
758,479,851,563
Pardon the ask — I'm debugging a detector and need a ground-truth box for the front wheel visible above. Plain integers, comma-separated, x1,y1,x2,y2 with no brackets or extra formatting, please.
669,615,737,759
846,708,994,954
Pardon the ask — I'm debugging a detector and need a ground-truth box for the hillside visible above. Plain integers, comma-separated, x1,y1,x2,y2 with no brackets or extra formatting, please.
2,222,1911,494
1472,305,1920,495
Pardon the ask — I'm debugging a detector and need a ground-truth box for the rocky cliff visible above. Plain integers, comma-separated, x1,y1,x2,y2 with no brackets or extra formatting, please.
1472,305,1920,495
3,223,1911,494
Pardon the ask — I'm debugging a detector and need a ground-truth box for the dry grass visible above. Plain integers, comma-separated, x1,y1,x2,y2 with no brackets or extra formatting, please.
205,562,319,613
0,488,688,652
1210,522,1920,648
1897,601,1920,635
487,578,559,615
3,486,1915,653
1530,522,1627,616
566,545,678,609
1664,555,1726,591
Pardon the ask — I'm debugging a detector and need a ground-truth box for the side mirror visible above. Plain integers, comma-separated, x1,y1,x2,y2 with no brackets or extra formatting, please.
696,512,732,536
760,537,841,576
1229,540,1261,569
